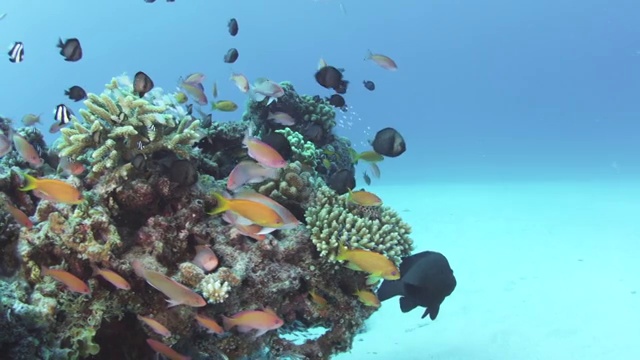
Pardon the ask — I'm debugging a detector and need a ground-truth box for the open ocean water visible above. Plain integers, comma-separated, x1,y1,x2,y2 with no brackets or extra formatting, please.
1,0,639,359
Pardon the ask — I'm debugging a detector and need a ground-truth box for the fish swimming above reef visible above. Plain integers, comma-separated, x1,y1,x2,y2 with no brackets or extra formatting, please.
57,37,82,61
222,308,284,338
371,127,406,158
65,85,87,101
134,71,154,98
366,50,397,71
18,173,83,204
208,192,285,228
228,18,239,36
132,260,206,307
363,80,375,91
224,48,239,63
8,41,24,63
336,244,400,285
377,250,457,320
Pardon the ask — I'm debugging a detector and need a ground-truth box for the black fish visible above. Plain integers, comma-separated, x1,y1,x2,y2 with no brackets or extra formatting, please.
228,18,239,36
54,104,74,124
186,104,193,116
201,113,212,128
65,86,87,102
224,48,239,63
371,127,406,157
144,0,156,2
363,171,371,185
314,66,343,90
327,168,355,195
363,80,375,91
377,251,456,320
57,38,82,61
327,94,345,108
8,41,24,63
133,71,154,98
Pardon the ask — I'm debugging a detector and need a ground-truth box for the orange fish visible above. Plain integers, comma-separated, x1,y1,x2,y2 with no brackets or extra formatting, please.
222,308,284,338
3,202,33,229
132,260,206,307
366,50,398,71
91,264,130,290
233,189,300,230
41,265,90,294
146,339,191,360
336,245,400,285
12,132,43,168
308,289,328,308
19,173,83,204
227,160,279,190
58,157,85,176
242,129,287,169
347,190,382,207
192,245,218,272
195,313,224,335
355,289,380,308
137,315,171,337
208,192,284,228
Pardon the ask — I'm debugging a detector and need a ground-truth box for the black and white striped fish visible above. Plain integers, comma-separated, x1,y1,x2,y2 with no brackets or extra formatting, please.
8,41,24,63
54,104,74,124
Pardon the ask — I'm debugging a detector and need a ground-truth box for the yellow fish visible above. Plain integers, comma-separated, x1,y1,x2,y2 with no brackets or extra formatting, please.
355,289,380,308
211,100,238,112
208,192,285,228
347,189,382,207
19,173,83,204
352,150,384,164
336,245,399,285
174,91,188,104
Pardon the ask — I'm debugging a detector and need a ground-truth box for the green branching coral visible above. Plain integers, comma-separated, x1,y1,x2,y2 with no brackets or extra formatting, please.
305,184,414,264
275,128,321,166
55,74,202,177
256,161,317,205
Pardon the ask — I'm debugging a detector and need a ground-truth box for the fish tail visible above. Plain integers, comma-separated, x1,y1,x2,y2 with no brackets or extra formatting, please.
336,243,348,261
365,49,373,60
90,263,100,277
208,192,230,215
18,173,38,192
40,265,49,276
221,315,235,331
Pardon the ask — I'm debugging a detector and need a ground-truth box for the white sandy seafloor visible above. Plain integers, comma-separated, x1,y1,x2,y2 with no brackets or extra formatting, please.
333,180,640,360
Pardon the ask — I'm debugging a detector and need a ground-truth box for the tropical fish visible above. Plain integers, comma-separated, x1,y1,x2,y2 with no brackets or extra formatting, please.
212,81,218,98
243,129,287,168
352,150,384,163
347,190,382,207
223,48,239,63
19,173,83,204
230,73,249,93
134,71,154,97
317,57,328,70
363,80,375,91
8,41,24,63
195,313,224,334
222,308,284,338
369,162,381,179
208,192,284,228
372,127,406,157
249,78,284,105
0,133,12,157
65,85,87,101
41,265,90,294
336,245,400,285
54,104,74,125
222,212,267,241
366,50,397,71
308,289,327,308
227,160,279,190
211,100,237,112
355,289,380,308
146,339,190,360
192,245,219,272
21,113,41,126
233,189,300,230
91,264,130,290
3,202,33,229
12,132,43,168
228,18,239,36
132,260,206,307
179,74,208,105
137,315,171,337
57,156,85,176
327,94,346,108
57,38,82,61
267,111,295,126
363,171,371,186
174,91,188,104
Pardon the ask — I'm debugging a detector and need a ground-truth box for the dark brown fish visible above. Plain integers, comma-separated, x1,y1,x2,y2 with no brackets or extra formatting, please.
224,48,239,63
65,86,87,102
57,38,82,62
327,94,346,108
228,18,239,36
363,171,371,185
315,66,342,89
134,71,154,98
372,127,406,158
363,80,375,91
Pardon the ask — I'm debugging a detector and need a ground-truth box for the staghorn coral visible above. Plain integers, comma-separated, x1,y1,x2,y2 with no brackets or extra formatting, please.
275,127,321,166
305,184,414,265
199,274,232,304
55,74,202,178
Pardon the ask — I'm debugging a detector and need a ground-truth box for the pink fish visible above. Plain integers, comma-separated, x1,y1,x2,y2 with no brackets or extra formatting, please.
146,339,191,360
233,189,300,230
184,72,205,84
132,260,206,307
91,264,131,290
137,315,171,337
41,265,90,294
242,129,287,169
249,78,284,105
58,157,85,176
180,81,208,105
222,308,284,338
230,73,249,93
192,245,219,272
227,160,279,190
222,212,267,241
0,133,12,157
366,50,398,71
195,313,224,334
12,132,43,168
3,203,33,229
267,112,295,126
49,122,64,134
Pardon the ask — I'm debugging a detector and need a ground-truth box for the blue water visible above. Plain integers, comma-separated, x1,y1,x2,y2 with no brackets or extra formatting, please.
1,0,639,359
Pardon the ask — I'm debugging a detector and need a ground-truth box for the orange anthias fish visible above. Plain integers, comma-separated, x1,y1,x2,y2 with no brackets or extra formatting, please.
249,78,284,105
230,73,249,93
146,338,191,360
208,192,285,228
223,212,267,241
233,189,300,230
192,245,219,272
242,129,287,169
57,156,85,176
12,132,43,168
41,265,90,294
222,308,284,338
227,160,279,190
3,202,33,229
308,289,328,308
366,50,398,71
336,245,400,285
18,173,83,205
195,313,224,334
347,190,382,207
137,315,172,337
91,264,131,290
132,260,206,307
355,289,381,308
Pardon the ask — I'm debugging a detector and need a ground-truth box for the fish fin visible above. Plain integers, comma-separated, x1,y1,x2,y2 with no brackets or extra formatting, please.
90,264,100,277
237,325,253,333
345,262,363,271
266,97,276,106
376,279,403,301
252,328,268,338
424,305,440,320
365,274,381,286
335,244,349,261
18,172,38,191
364,49,373,61
208,192,229,215
221,315,235,331
256,227,276,235
165,298,182,308
399,296,418,313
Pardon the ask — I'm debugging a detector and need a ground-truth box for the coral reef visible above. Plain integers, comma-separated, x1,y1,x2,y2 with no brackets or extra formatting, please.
0,76,415,360
305,184,414,265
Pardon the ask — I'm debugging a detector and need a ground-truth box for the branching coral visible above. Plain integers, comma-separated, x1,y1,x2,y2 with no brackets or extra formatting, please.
305,184,414,264
275,128,321,166
55,74,202,178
